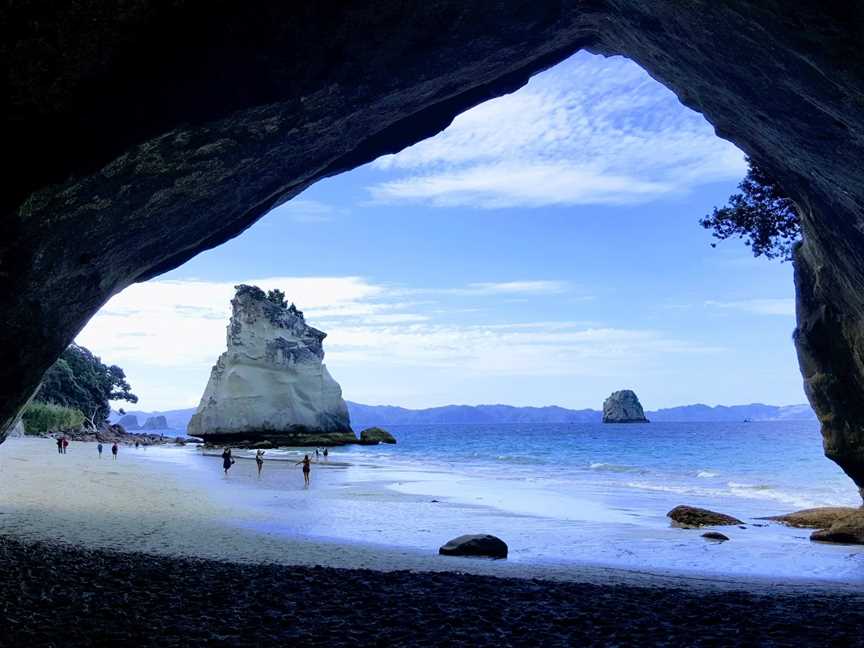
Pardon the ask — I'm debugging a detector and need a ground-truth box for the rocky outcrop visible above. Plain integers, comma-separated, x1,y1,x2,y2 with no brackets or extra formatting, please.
668,506,743,528
187,286,354,445
765,507,861,529
116,415,140,430
810,511,864,545
5,4,864,502
359,427,396,445
140,415,168,430
438,535,508,559
602,390,648,423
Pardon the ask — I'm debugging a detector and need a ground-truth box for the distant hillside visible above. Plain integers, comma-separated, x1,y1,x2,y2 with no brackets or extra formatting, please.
347,402,815,427
112,401,816,432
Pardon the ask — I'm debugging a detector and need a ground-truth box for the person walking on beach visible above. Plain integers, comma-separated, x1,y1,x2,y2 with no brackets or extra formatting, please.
97,442,103,458
255,449,265,477
135,440,140,449
315,448,319,459
56,437,63,454
61,437,69,454
296,454,312,487
323,447,328,460
111,442,118,460
222,448,235,476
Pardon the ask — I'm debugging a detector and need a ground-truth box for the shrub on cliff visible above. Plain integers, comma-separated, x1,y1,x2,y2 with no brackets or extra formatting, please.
21,402,85,434
701,157,800,261
36,344,137,425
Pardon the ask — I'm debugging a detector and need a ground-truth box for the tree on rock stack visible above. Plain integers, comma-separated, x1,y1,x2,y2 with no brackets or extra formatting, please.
602,390,649,423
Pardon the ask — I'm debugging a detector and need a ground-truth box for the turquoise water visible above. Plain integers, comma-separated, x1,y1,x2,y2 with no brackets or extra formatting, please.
145,420,864,580
335,420,859,514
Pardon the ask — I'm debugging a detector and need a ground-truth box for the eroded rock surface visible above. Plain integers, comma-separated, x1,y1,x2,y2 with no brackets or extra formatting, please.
765,507,861,529
359,427,397,445
602,390,648,423
438,534,508,559
668,506,743,528
187,286,353,445
4,4,864,499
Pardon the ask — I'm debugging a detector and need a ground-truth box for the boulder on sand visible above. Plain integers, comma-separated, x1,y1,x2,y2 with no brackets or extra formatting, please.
809,510,864,545
702,531,730,542
668,505,742,527
439,534,508,559
359,427,396,444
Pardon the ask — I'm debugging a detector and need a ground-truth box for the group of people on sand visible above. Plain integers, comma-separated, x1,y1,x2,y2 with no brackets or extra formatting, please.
220,447,321,487
95,441,119,459
55,436,118,459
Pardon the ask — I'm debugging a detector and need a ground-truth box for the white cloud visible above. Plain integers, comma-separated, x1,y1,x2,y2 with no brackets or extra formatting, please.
76,276,720,410
705,299,795,316
269,199,345,223
399,280,573,297
369,52,745,208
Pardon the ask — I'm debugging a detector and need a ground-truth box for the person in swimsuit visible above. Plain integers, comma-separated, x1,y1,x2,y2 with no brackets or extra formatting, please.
111,442,118,460
222,448,234,475
97,442,103,458
255,449,265,477
295,454,311,486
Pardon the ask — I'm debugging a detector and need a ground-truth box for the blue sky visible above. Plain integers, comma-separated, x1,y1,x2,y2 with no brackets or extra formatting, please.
78,52,803,412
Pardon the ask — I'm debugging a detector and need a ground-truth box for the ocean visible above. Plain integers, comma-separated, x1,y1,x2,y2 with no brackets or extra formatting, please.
146,418,861,582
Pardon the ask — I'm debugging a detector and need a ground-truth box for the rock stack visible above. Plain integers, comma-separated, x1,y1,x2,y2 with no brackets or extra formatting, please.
602,390,649,423
188,285,354,445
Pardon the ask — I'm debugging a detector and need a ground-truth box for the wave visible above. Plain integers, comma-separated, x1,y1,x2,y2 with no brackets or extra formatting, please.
590,462,648,474
624,480,822,509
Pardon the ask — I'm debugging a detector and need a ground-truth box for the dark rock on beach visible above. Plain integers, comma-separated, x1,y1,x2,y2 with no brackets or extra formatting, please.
765,507,861,529
3,537,864,647
668,505,743,527
359,427,397,444
439,534,508,559
810,511,864,545
702,532,730,542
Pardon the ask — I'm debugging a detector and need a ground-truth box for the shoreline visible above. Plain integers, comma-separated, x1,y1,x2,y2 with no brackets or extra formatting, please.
3,536,864,647
0,437,862,593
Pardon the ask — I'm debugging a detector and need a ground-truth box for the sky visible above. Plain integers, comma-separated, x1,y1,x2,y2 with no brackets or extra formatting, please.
76,52,804,412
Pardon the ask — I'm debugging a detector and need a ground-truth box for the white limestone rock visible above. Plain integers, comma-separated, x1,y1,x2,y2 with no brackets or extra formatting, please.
602,390,649,423
9,420,26,438
187,285,354,444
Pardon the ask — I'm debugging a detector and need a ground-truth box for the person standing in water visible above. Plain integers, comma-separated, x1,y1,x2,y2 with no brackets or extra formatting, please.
111,442,118,460
255,449,265,477
222,448,234,475
295,454,312,487
97,442,103,459
323,447,328,460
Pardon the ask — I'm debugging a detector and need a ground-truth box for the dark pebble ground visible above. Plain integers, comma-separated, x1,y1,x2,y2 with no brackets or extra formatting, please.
1,537,863,647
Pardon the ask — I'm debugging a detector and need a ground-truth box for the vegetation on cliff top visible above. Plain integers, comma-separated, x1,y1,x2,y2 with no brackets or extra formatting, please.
701,157,800,261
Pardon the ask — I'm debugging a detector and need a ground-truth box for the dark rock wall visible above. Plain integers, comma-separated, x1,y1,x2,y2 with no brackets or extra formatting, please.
3,3,864,495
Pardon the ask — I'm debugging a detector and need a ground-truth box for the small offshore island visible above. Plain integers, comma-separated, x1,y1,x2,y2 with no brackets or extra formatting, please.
188,285,392,447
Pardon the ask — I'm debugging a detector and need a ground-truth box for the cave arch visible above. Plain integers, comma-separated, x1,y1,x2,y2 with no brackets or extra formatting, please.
3,3,864,498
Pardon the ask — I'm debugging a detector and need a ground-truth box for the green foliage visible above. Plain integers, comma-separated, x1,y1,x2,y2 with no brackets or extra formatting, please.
21,401,84,434
700,157,800,261
266,288,287,308
37,344,137,424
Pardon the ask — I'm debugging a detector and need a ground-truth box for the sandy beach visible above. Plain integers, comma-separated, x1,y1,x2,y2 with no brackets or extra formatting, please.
3,437,864,645
1,437,862,590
